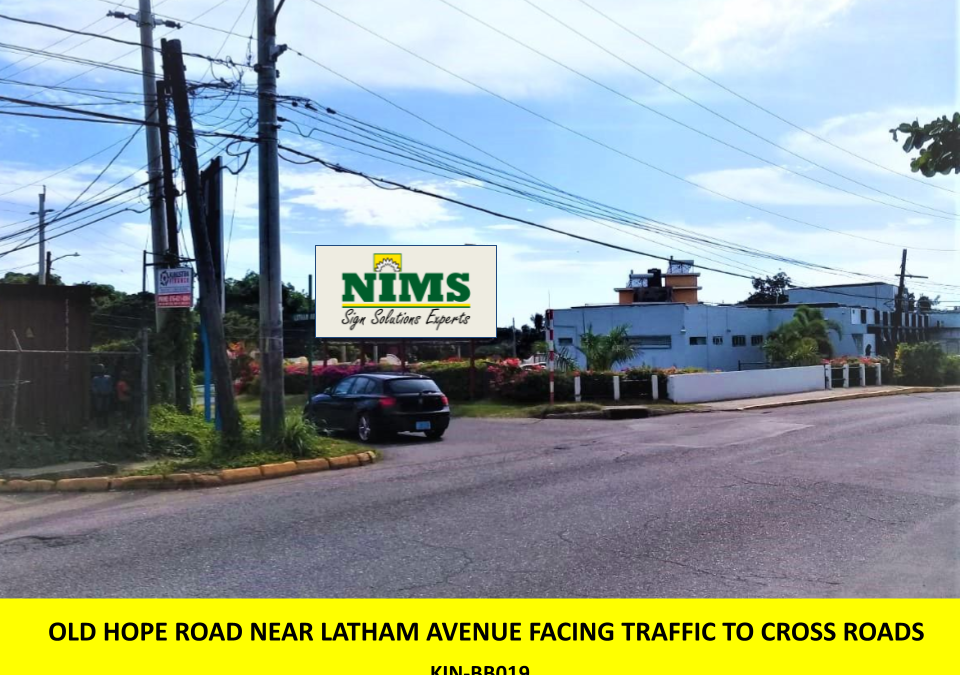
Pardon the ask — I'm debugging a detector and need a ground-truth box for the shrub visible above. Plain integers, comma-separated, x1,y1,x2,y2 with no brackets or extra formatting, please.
943,355,960,385
413,360,490,401
148,404,217,457
275,416,319,459
896,342,946,385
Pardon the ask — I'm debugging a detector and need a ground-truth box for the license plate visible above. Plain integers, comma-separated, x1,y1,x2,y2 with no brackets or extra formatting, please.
415,421,432,431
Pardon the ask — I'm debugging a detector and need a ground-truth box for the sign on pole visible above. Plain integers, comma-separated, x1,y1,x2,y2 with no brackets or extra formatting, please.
156,267,194,309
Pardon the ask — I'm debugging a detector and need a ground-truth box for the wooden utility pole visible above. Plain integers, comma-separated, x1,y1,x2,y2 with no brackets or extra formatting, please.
257,0,287,442
892,249,907,358
161,38,241,438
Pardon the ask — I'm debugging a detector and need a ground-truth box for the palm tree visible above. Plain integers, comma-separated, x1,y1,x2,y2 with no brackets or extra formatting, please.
763,305,842,365
792,305,842,357
576,324,637,371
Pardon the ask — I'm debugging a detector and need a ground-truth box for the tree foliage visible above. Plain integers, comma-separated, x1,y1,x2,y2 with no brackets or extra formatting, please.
890,113,960,176
763,305,842,365
742,272,791,305
576,324,637,371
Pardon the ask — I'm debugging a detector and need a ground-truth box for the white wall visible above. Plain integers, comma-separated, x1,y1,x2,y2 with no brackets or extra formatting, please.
667,366,825,403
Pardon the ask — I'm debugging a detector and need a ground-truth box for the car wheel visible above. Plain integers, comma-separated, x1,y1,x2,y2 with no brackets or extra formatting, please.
357,412,378,443
424,428,445,440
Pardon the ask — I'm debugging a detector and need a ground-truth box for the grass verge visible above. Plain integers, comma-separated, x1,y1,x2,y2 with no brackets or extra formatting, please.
451,400,702,418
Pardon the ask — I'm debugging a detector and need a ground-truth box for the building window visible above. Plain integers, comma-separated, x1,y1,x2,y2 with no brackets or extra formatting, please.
732,335,746,347
751,335,764,346
882,311,889,326
689,336,706,346
630,335,672,349
712,336,723,346
860,309,868,324
558,337,573,346
874,310,880,324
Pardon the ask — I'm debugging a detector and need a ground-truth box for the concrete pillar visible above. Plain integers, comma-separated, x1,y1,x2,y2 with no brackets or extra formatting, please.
373,344,379,364
824,364,832,390
859,363,866,388
842,363,850,388
574,375,581,403
651,375,659,400
613,375,620,401
875,362,882,386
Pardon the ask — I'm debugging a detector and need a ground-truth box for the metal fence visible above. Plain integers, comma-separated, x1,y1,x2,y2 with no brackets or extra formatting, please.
0,346,145,435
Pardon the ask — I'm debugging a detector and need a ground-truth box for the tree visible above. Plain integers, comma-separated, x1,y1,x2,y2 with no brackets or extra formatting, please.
763,305,842,365
917,295,938,312
2,271,63,285
890,114,959,176
742,272,791,305
576,324,637,371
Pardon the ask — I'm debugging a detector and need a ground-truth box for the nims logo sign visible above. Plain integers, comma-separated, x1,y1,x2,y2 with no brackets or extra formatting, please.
315,245,496,339
341,253,471,309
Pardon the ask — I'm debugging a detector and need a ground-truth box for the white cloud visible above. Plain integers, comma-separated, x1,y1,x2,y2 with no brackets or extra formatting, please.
0,0,863,100
280,167,458,227
684,0,856,72
686,166,863,205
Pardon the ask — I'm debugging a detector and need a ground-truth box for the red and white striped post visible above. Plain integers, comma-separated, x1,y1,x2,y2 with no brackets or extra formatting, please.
546,309,555,405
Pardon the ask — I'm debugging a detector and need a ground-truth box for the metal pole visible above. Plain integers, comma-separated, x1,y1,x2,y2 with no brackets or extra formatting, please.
202,321,212,422
9,330,22,431
307,274,314,401
469,339,476,400
37,187,46,284
138,328,149,446
257,0,286,442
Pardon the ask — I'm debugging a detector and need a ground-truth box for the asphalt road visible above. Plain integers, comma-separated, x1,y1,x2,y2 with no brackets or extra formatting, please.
1,393,957,598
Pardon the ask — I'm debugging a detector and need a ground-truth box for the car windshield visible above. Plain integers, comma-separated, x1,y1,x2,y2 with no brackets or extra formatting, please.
387,378,440,394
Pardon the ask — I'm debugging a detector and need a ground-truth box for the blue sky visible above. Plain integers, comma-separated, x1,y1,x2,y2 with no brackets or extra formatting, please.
0,0,957,325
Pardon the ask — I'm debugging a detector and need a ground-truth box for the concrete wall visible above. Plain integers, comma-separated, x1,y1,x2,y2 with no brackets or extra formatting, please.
667,365,826,403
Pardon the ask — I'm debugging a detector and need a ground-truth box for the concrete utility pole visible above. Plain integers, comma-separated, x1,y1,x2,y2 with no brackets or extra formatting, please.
127,0,169,264
35,187,48,284
257,0,287,442
111,1,176,400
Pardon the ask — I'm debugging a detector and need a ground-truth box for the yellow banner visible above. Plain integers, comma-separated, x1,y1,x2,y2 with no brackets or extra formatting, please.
1,599,954,673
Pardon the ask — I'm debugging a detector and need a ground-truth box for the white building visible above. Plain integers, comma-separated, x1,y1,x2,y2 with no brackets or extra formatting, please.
552,262,932,372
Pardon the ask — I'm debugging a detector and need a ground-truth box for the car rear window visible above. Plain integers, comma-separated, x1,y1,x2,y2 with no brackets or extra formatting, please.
386,378,440,394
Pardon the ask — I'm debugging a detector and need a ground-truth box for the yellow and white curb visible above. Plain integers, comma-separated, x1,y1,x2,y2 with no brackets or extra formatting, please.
0,451,376,494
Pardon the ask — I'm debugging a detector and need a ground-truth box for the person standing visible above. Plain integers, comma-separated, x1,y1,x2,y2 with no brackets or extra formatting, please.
91,364,114,429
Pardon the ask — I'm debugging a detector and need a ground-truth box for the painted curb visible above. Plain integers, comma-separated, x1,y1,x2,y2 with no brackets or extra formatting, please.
726,386,958,411
0,452,377,494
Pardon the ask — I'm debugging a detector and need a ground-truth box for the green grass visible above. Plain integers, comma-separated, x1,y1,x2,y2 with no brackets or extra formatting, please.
130,434,368,476
236,393,308,419
131,401,366,476
450,399,701,418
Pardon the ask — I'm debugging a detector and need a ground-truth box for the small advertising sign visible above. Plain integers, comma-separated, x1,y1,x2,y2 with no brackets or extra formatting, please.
155,267,194,309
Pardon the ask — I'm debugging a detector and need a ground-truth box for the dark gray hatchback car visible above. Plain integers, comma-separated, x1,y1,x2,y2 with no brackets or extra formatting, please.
303,373,450,442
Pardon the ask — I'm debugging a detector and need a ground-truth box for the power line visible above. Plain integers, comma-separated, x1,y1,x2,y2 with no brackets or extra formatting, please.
301,0,957,252
437,0,954,220
278,143,762,279
573,0,957,196
0,14,253,70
